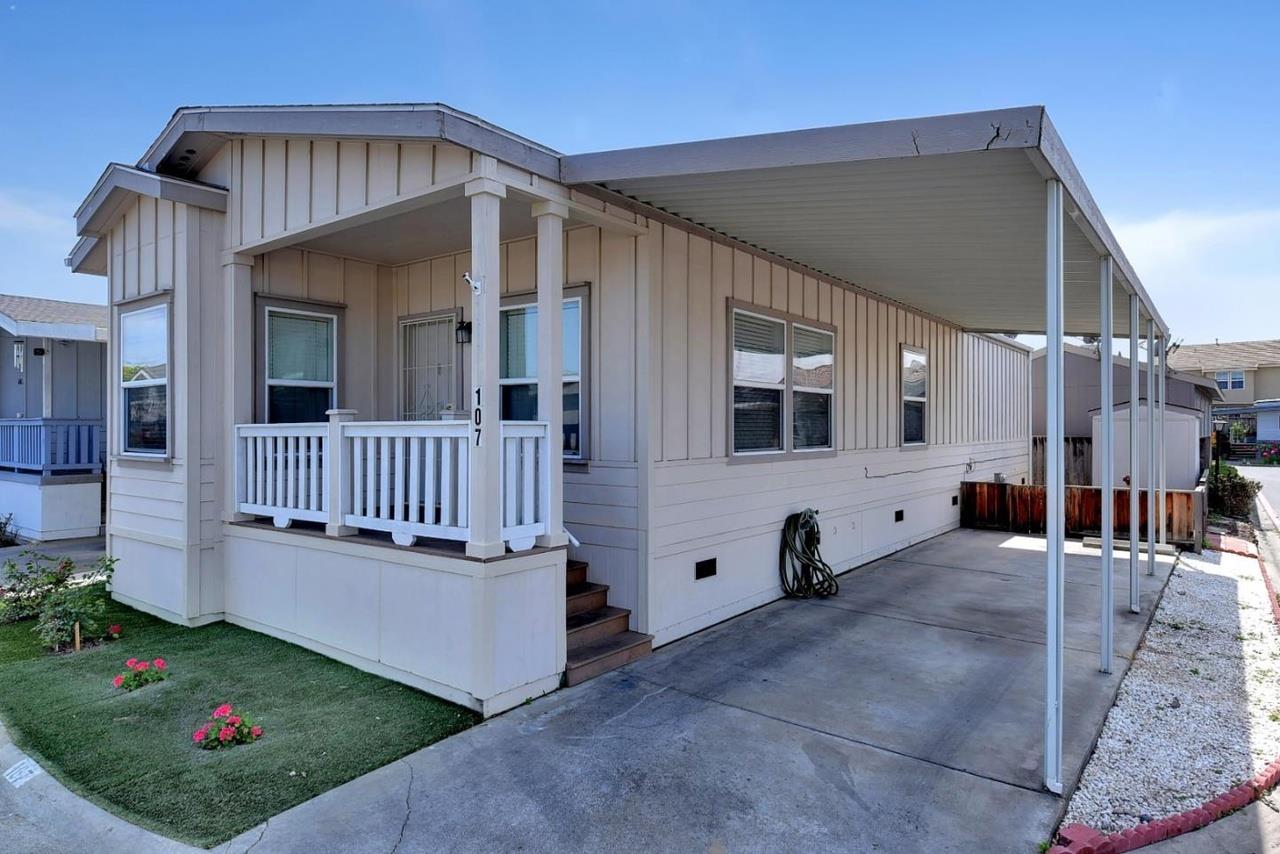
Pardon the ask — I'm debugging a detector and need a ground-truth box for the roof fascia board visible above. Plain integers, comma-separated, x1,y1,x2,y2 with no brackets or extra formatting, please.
66,235,106,275
3,319,101,342
560,106,1044,184
139,105,562,182
76,163,228,237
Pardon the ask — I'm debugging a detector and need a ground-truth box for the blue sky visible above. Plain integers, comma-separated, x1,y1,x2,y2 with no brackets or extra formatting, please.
1,1,1276,344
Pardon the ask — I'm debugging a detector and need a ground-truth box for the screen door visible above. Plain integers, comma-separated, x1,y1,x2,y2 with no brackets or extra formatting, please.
400,315,457,420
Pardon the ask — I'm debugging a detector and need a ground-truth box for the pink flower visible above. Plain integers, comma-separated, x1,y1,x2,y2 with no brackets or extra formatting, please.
125,658,138,668
112,674,124,688
153,658,166,670
192,727,208,743
218,726,235,742
135,661,150,672
226,715,241,726
250,725,263,738
213,703,233,719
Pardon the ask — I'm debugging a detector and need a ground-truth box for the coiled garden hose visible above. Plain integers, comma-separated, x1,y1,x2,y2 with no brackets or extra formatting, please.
779,508,839,598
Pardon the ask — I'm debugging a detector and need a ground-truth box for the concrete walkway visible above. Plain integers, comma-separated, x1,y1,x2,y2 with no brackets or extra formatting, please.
0,535,106,570
0,529,1174,852
212,529,1172,853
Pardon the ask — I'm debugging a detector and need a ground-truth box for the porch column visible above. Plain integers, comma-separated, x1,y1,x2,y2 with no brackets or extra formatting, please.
465,173,506,559
1146,319,1157,575
1099,256,1115,674
40,338,52,418
1043,178,1065,795
533,200,569,548
1158,336,1168,545
1128,294,1140,613
223,254,255,522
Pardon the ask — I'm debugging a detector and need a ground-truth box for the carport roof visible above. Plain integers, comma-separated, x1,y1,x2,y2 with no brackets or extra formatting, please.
562,106,1165,338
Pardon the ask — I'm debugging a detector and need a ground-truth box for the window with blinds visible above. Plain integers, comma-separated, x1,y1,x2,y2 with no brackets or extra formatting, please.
266,307,336,423
401,315,457,420
731,306,837,457
902,346,928,445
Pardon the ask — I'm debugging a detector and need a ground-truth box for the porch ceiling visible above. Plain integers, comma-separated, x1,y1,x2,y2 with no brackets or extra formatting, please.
563,107,1163,339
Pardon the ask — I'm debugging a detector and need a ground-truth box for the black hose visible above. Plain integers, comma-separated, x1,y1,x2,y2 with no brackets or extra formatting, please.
779,508,838,598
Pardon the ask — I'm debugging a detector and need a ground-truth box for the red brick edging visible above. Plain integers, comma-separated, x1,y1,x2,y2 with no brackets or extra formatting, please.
1049,547,1280,853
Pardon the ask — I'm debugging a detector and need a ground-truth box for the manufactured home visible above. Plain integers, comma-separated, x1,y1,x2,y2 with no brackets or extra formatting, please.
67,104,1171,771
0,294,106,540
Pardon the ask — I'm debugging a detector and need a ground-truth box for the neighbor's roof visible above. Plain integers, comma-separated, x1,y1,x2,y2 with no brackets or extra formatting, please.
72,102,1169,339
1166,340,1280,373
0,294,108,342
1031,342,1223,400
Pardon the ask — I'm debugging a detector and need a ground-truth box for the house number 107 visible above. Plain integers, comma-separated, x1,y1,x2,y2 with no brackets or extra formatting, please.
472,386,483,446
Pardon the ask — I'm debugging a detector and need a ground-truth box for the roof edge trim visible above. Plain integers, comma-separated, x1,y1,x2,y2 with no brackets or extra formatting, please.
75,163,228,238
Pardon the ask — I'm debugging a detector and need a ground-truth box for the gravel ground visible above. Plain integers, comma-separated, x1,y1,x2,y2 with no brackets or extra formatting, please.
1064,548,1280,832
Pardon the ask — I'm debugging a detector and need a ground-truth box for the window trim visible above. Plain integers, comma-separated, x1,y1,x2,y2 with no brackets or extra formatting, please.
117,296,172,459
498,285,590,460
901,344,929,447
726,299,837,462
255,297,343,424
396,309,460,421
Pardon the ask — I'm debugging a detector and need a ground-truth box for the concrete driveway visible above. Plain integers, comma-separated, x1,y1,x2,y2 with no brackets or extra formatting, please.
212,529,1172,854
1239,464,1280,513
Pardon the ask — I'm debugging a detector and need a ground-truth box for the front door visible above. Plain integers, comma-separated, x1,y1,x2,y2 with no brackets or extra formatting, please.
400,315,457,420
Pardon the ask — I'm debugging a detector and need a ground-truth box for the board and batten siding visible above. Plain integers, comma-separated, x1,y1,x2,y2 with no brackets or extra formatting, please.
104,194,226,624
224,138,475,251
254,223,646,616
643,222,1031,644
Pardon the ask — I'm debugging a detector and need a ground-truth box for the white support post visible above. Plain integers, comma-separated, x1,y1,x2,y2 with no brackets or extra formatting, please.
223,255,255,523
1128,295,1140,613
325,409,357,536
1146,319,1157,575
532,200,569,548
40,338,53,419
1158,336,1168,545
1099,256,1115,674
465,169,506,559
1043,179,1065,795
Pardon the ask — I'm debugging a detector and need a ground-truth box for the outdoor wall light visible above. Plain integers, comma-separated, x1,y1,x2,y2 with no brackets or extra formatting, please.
455,320,472,345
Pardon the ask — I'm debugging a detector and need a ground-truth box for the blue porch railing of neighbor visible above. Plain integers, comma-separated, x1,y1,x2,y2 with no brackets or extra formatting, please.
0,418,104,475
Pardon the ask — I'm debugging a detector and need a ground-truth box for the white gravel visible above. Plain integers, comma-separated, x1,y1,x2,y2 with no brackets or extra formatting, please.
1064,548,1280,832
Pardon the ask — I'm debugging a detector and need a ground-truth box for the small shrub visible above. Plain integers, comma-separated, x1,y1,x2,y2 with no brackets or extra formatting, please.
35,584,107,650
1261,443,1280,466
0,552,76,623
1209,464,1262,518
192,704,264,750
111,657,168,691
0,513,18,546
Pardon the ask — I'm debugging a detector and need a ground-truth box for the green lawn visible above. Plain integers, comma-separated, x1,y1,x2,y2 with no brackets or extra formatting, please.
0,586,477,847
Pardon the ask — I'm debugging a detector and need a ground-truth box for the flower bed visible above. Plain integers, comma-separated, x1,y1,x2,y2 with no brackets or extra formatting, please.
193,703,264,750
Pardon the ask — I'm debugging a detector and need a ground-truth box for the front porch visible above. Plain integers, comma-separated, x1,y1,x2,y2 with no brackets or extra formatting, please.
0,417,103,541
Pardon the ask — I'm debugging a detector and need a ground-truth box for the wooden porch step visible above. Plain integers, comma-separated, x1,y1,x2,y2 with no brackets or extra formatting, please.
567,605,631,649
566,582,609,617
567,559,588,587
564,631,653,687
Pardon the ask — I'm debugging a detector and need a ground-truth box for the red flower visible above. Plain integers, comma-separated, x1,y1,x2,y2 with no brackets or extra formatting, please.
192,727,208,743
250,725,263,738
218,726,235,742
108,624,122,636
153,658,166,670
226,715,241,726
125,658,138,668
135,661,150,671
112,674,124,688
213,703,233,719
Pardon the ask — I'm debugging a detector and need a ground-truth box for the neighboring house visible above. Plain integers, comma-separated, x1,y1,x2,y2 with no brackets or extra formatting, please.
0,294,107,540
1167,338,1280,439
66,103,1165,718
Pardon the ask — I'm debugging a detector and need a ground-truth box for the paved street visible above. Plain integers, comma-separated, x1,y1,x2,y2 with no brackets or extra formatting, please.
1240,465,1280,516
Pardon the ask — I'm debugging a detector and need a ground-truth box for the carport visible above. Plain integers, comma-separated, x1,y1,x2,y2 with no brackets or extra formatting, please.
564,106,1175,792
227,528,1177,852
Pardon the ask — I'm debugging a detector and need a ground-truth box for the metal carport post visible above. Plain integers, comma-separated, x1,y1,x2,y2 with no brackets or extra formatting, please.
1128,295,1141,613
1099,256,1114,673
1044,178,1065,794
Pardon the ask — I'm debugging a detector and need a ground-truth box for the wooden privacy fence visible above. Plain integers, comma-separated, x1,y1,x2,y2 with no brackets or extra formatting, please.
1031,436,1093,486
960,480,1205,549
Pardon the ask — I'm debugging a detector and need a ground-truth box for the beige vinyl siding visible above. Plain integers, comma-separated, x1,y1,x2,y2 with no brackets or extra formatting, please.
227,138,476,250
642,218,1031,643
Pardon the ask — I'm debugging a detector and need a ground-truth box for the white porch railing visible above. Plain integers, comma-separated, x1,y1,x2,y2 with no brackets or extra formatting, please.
235,416,551,551
0,418,103,475
236,423,330,526
501,421,551,550
342,421,470,546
